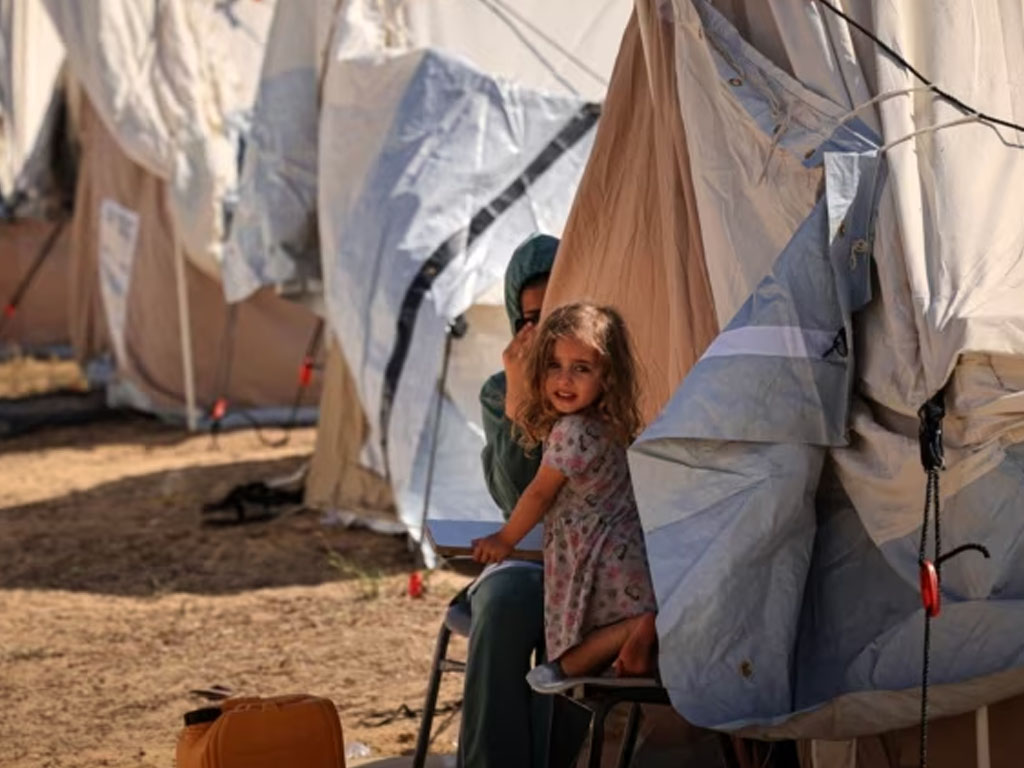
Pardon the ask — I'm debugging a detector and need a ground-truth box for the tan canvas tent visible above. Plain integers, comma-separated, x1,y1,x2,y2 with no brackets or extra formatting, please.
0,218,70,352
37,0,323,422
66,95,321,418
547,1,1024,765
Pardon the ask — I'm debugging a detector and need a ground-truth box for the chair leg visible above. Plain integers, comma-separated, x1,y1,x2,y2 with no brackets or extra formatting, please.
586,699,615,768
717,733,742,768
413,623,452,768
614,703,642,768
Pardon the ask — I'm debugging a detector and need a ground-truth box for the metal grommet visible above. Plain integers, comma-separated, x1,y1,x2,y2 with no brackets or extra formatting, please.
804,148,816,160
837,221,847,237
850,238,869,269
728,77,743,87
772,123,783,135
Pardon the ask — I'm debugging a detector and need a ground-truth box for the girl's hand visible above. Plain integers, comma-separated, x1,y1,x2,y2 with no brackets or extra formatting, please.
471,533,514,564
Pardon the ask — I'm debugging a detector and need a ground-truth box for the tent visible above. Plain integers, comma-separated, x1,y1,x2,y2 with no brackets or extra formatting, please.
546,0,1024,763
0,0,72,355
228,0,633,541
40,0,323,425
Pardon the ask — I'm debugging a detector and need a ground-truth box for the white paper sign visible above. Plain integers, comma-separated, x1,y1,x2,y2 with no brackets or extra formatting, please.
98,199,141,364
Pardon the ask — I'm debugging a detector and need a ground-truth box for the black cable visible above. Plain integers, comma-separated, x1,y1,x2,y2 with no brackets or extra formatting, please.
815,0,1024,135
208,318,325,450
937,543,990,566
207,305,239,449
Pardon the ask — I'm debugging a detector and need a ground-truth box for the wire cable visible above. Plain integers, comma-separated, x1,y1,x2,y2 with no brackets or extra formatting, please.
207,318,325,449
814,0,1024,135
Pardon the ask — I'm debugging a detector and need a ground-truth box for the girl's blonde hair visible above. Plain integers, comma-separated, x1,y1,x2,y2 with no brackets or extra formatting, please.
516,302,643,450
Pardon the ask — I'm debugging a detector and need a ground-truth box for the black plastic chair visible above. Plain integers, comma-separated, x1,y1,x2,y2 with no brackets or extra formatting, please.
547,680,742,768
413,593,473,768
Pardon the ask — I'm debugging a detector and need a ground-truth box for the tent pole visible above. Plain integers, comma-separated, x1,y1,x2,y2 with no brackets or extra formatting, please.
418,324,455,550
976,706,990,768
170,207,198,432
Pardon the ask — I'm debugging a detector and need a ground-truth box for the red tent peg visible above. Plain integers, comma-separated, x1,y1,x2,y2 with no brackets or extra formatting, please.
211,397,228,422
298,357,314,387
919,559,940,618
407,571,424,599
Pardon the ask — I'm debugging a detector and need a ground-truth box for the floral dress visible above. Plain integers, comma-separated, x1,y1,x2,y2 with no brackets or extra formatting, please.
541,413,657,661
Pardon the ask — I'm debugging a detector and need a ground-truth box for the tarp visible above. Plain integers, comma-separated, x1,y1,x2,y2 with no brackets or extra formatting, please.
0,0,67,217
320,1,631,545
547,0,1024,747
42,0,275,276
222,0,338,302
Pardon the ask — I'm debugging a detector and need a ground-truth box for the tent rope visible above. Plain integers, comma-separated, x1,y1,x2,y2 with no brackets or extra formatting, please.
916,391,990,768
208,303,240,447
814,0,1024,136
208,317,325,449
0,218,67,340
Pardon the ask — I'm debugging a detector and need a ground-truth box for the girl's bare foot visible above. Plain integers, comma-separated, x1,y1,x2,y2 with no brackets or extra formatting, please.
612,612,657,677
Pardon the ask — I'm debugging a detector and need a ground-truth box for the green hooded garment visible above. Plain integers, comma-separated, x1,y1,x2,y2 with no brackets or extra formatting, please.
479,234,558,518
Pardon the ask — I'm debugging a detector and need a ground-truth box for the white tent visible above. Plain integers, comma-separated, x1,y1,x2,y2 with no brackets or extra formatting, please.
228,0,632,544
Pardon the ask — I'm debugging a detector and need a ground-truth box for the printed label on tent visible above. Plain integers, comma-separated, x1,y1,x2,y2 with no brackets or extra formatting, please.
98,199,141,365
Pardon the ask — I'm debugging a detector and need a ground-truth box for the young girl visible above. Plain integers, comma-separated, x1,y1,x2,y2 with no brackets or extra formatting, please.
472,302,658,682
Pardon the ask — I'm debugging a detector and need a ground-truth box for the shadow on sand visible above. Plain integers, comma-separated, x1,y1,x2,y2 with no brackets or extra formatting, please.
0,454,415,597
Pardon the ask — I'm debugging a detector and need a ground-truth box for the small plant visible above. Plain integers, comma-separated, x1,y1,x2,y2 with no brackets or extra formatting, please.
318,533,381,601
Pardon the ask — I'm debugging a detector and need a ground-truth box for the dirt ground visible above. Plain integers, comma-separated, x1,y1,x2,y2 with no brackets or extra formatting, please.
0,414,472,768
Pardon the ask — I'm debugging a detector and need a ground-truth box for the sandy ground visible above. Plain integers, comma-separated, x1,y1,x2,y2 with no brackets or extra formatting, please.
0,415,471,767
0,354,88,399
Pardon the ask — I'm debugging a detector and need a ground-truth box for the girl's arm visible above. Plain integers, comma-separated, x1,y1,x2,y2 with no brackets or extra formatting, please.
472,464,566,563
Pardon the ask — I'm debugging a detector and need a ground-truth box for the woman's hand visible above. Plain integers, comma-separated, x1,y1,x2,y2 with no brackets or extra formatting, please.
472,532,515,564
502,322,536,421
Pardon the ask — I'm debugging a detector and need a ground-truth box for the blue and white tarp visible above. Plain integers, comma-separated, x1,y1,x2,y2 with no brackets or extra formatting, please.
628,0,1024,740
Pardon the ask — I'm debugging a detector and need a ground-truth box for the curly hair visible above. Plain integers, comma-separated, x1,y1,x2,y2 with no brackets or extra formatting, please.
515,302,643,450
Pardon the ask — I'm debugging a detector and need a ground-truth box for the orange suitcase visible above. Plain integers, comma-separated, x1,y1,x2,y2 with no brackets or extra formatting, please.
176,694,346,768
